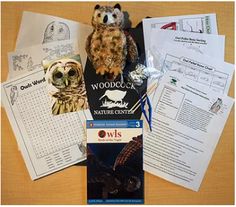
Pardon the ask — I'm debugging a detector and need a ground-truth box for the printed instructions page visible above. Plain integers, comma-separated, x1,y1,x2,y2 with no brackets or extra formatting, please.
144,71,234,191
2,68,92,180
143,13,218,51
146,29,225,64
8,39,79,79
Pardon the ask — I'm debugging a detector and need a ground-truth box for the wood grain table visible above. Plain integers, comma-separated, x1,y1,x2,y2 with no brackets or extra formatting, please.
1,2,234,204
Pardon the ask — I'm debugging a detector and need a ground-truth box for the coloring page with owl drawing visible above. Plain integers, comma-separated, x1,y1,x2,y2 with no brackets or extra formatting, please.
44,54,90,115
1,67,92,180
8,39,79,79
15,11,92,67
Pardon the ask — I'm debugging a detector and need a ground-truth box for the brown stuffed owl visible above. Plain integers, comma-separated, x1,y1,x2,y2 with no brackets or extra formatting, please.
86,4,138,80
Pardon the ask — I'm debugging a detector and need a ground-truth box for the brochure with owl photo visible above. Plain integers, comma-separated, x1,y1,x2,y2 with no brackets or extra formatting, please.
86,120,144,204
43,55,89,115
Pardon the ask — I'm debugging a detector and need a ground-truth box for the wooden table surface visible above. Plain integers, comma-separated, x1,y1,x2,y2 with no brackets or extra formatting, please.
1,2,234,205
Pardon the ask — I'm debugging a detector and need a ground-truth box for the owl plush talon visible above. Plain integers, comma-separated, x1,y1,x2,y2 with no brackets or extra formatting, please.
109,67,122,77
96,66,109,75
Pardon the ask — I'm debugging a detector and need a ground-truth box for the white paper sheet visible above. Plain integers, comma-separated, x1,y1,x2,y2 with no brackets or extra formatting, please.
8,39,80,79
144,71,234,191
1,68,92,180
150,43,234,97
143,13,218,51
146,29,225,64
15,11,92,65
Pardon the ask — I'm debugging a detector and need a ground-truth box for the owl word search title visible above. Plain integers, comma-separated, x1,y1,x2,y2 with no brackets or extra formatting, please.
20,77,46,90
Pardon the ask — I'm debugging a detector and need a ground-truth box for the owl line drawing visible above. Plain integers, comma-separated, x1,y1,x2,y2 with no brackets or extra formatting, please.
79,142,87,155
210,98,223,114
43,44,74,61
12,55,41,72
10,86,18,105
12,54,28,71
27,57,42,71
44,57,89,115
43,21,70,44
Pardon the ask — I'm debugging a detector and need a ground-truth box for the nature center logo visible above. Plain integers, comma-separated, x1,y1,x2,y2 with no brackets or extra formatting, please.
99,89,128,109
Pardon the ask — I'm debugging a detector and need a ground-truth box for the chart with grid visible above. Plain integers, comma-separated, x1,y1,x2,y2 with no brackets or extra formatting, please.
163,54,229,93
16,86,85,158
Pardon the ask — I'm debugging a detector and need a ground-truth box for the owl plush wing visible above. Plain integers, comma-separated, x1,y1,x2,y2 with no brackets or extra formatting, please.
85,33,93,62
125,32,138,63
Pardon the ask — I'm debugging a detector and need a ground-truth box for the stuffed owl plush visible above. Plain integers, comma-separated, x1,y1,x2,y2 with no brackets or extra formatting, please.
86,4,138,80
44,57,89,115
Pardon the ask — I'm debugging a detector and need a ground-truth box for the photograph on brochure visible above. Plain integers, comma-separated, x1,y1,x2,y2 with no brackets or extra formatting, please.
43,54,89,115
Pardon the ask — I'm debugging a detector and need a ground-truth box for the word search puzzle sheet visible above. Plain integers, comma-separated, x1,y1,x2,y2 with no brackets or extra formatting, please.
2,68,92,180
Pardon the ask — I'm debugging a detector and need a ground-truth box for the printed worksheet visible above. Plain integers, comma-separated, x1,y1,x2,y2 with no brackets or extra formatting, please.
146,29,225,65
1,68,92,180
143,13,218,50
144,71,234,191
15,11,92,63
8,39,79,79
150,43,234,97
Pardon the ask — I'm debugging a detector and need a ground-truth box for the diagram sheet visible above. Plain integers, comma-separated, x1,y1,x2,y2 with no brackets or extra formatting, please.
2,68,92,180
8,39,79,79
142,13,218,51
144,71,234,191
